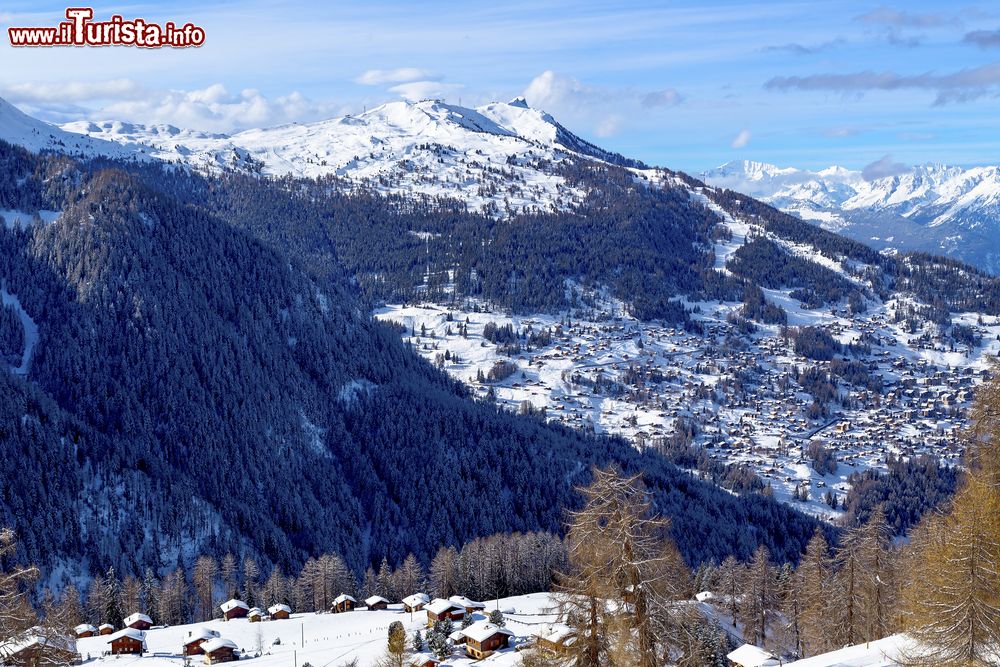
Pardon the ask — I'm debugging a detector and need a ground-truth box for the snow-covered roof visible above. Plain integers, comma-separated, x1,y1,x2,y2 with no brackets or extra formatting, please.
365,595,390,606
402,593,430,607
75,624,97,634
184,628,219,644
98,623,114,630
409,652,439,666
0,627,76,658
333,593,356,604
123,612,152,626
784,634,927,666
247,607,263,616
727,643,780,667
268,604,291,615
220,599,249,613
534,624,574,644
425,598,464,615
449,595,485,608
460,621,514,643
695,591,715,602
201,637,239,654
107,628,146,643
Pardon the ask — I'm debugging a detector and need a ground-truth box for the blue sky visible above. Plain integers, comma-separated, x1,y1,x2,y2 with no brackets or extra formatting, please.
1,0,999,172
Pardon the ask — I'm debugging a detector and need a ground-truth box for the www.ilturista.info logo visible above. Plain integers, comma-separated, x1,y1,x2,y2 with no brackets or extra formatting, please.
8,8,205,48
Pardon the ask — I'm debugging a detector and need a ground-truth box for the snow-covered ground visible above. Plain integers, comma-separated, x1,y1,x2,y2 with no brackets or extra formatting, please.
0,285,39,375
76,593,558,667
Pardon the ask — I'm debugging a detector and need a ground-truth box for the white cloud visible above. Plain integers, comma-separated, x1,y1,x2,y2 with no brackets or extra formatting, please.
731,129,751,148
595,115,623,137
862,154,911,180
387,80,463,102
354,68,434,86
1,79,145,103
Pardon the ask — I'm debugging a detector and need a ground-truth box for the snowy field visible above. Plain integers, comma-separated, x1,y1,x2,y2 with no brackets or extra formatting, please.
77,594,558,667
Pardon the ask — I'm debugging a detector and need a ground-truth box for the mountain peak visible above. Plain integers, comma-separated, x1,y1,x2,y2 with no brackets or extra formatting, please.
508,96,530,108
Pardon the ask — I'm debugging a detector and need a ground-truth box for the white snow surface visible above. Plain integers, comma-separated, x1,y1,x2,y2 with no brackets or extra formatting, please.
76,593,558,667
0,98,142,160
59,98,611,214
0,285,39,375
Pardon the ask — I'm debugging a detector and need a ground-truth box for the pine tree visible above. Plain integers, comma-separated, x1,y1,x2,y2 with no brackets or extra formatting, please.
220,553,238,600
243,557,261,607
102,567,124,627
739,545,777,647
193,556,219,621
902,474,1000,665
797,530,832,657
716,555,743,627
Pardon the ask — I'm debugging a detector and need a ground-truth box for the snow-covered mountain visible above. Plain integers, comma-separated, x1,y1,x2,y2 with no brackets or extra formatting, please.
0,97,140,160
57,97,640,214
702,160,1000,274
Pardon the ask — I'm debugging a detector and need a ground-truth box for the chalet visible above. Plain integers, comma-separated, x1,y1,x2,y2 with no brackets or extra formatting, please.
364,595,390,611
107,628,146,655
727,643,780,667
220,599,249,621
182,628,220,656
268,604,291,620
247,607,263,623
97,624,114,636
331,594,356,613
461,621,513,660
123,612,152,630
425,598,465,626
409,653,440,667
74,624,97,638
448,595,486,616
448,630,466,646
0,628,77,666
533,625,576,656
402,593,430,613
201,637,239,664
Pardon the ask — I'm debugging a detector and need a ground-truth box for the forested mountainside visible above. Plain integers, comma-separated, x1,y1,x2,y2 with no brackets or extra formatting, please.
0,140,828,585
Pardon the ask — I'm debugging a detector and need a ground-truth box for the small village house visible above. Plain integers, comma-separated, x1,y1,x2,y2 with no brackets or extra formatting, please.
247,608,263,623
220,599,249,621
331,594,356,613
182,628,220,656
0,628,78,666
201,637,239,664
74,624,97,639
364,595,390,611
402,593,430,613
727,643,780,667
408,653,440,667
97,624,114,636
107,628,146,655
533,625,576,656
448,595,486,616
123,612,152,631
267,604,291,620
425,598,465,626
461,621,513,660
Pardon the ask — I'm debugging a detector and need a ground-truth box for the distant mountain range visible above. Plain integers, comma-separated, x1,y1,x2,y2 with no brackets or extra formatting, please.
702,160,1000,274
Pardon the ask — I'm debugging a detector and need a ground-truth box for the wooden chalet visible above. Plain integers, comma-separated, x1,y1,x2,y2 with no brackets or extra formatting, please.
201,637,239,664
247,608,263,623
364,595,390,611
408,653,440,667
448,595,486,616
267,604,291,620
219,599,249,621
123,612,152,631
727,643,780,667
425,598,465,626
182,628,220,656
331,594,356,613
74,624,97,639
0,628,78,666
461,621,513,660
107,628,146,655
402,593,430,613
533,625,577,656
97,624,114,636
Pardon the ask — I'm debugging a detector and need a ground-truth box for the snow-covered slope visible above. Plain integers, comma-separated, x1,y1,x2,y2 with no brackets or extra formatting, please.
0,98,140,160
60,97,643,214
702,160,1000,273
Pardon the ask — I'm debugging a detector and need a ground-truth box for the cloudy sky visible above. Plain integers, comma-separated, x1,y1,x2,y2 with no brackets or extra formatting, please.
1,0,999,172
